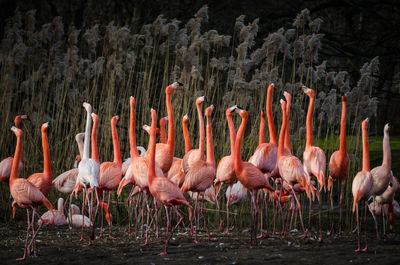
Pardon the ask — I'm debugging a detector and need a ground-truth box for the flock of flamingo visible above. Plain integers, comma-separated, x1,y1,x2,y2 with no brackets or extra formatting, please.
1,82,398,260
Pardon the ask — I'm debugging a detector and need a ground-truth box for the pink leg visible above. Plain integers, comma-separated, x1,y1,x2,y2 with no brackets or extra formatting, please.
339,180,344,235
225,187,231,234
201,194,216,242
362,201,368,252
16,209,31,260
355,202,361,252
80,188,86,241
317,188,323,243
289,185,306,240
99,191,105,238
159,206,184,255
330,180,335,235
193,194,199,243
108,191,115,239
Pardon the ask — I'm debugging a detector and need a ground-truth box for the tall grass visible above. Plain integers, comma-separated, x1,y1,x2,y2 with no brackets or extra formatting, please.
0,7,379,231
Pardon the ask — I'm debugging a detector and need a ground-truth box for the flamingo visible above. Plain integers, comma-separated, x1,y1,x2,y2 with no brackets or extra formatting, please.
145,82,183,174
0,115,27,182
39,198,68,226
27,122,53,197
74,102,100,244
52,133,85,194
233,107,274,245
147,108,191,255
121,146,146,176
376,174,400,233
214,105,239,233
370,123,391,238
9,126,54,260
248,84,277,173
181,105,217,242
159,116,168,144
302,86,326,242
276,99,310,239
283,91,292,156
69,204,92,228
328,93,349,235
352,118,374,252
97,116,123,238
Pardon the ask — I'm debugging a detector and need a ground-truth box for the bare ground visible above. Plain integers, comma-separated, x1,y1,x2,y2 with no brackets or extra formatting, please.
1,223,400,264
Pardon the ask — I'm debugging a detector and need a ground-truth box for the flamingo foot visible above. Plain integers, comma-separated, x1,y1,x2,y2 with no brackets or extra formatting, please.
194,239,200,244
224,230,231,235
208,237,217,242
99,232,105,238
257,232,269,238
159,251,168,255
140,242,149,247
355,248,361,252
16,255,27,261
109,234,116,239
361,246,368,252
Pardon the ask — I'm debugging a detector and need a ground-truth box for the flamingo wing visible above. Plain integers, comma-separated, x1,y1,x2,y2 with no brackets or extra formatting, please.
99,162,122,190
53,168,79,193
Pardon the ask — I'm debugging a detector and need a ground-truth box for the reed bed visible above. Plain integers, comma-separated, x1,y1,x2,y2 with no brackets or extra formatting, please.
0,7,380,232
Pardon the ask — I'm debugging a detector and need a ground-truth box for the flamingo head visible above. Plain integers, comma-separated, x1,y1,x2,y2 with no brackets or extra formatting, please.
301,86,315,98
196,96,207,105
91,113,98,123
11,126,23,137
111,115,119,125
130,96,135,107
83,102,92,113
341,92,348,102
280,99,287,112
142,124,151,134
14,115,28,128
283,91,291,104
226,105,238,116
183,114,190,123
260,108,266,118
75,132,85,143
362,118,369,128
166,81,183,94
384,122,391,134
235,107,248,119
205,104,214,117
41,122,50,133
268,83,275,92
160,116,168,127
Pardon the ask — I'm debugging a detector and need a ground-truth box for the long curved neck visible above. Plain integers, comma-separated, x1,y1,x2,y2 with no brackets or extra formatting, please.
196,103,205,155
148,112,157,185
112,121,122,166
206,115,215,168
83,109,92,160
284,100,291,153
259,114,265,145
76,135,84,158
42,129,52,176
278,106,287,158
339,99,347,153
266,86,277,144
227,114,236,155
130,100,139,158
160,119,167,144
183,120,191,154
9,133,22,188
91,118,99,163
306,96,314,147
382,129,391,168
234,114,247,171
166,92,175,154
362,123,370,172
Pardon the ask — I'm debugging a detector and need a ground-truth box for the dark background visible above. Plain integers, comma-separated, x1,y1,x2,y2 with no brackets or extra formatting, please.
1,0,399,134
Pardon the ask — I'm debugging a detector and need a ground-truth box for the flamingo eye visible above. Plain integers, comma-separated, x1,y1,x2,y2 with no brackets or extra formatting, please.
389,182,393,187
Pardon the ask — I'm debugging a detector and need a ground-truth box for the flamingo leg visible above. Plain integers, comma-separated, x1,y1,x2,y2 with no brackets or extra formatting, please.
355,202,361,252
17,209,31,260
193,194,199,243
289,184,306,239
100,191,105,238
126,191,132,237
250,191,258,245
68,193,73,230
226,186,231,234
329,180,335,235
264,192,270,237
108,191,115,239
372,196,380,240
201,194,216,241
154,200,160,238
339,180,344,235
27,208,43,257
317,184,323,243
159,206,183,256
362,201,369,252
278,184,286,238
165,205,171,234
80,187,86,241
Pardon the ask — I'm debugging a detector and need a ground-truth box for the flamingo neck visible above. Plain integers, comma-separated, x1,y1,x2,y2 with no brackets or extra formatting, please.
166,92,175,154
234,115,247,172
267,86,277,144
284,99,291,153
339,98,347,154
206,115,215,168
362,123,370,172
91,118,99,163
160,119,167,144
111,121,122,166
42,129,52,176
76,135,84,159
306,95,314,147
382,128,391,168
130,100,139,158
278,105,287,159
196,102,205,156
83,108,92,160
259,114,265,145
227,114,236,155
148,112,157,186
183,120,191,154
9,133,22,188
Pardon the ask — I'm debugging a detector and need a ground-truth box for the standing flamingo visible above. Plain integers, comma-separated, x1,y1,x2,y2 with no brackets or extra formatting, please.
370,122,391,238
233,107,274,245
0,115,27,182
249,84,277,173
9,126,54,260
181,105,217,242
302,86,326,242
147,108,191,255
27,122,53,197
74,102,100,244
352,118,374,252
328,93,349,235
214,105,238,233
145,82,183,174
97,116,123,238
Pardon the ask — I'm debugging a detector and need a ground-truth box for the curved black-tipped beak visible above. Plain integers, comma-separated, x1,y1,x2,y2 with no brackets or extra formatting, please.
203,96,208,103
236,105,243,110
261,108,265,114
177,81,184,86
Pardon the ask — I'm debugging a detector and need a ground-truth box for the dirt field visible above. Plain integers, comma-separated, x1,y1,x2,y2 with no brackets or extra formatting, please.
1,223,400,264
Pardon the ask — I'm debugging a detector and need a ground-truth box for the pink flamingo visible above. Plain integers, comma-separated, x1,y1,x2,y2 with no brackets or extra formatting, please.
9,126,54,260
302,86,326,242
39,198,68,226
181,105,217,242
214,105,238,233
159,116,168,144
145,82,183,174
97,116,123,238
370,122,391,238
328,93,349,235
352,118,374,252
69,204,92,228
27,122,53,197
0,115,27,182
248,84,278,173
147,108,191,255
233,107,274,245
276,99,310,239
283,91,292,156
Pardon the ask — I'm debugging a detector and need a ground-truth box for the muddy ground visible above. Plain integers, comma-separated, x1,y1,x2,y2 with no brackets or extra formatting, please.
1,223,400,264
